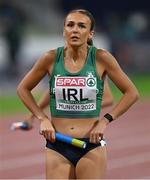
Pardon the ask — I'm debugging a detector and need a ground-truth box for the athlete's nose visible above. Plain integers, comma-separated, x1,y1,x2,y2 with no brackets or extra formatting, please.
72,24,79,32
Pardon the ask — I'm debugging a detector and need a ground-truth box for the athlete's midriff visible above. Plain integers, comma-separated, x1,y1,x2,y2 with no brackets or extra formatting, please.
51,117,99,138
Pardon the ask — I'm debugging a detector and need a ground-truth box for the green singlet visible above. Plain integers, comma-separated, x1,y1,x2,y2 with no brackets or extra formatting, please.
49,46,104,118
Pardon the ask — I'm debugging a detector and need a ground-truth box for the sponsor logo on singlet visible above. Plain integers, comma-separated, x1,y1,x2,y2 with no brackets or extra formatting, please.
54,73,97,111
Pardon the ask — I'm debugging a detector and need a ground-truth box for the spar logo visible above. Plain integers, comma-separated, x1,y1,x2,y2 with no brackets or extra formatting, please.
56,77,86,86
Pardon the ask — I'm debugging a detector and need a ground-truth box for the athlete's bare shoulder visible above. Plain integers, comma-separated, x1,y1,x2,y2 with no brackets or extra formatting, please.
43,49,57,63
32,48,57,75
96,48,117,66
39,49,57,74
96,48,111,60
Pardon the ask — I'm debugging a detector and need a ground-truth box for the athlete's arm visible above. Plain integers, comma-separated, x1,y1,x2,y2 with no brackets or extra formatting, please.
17,50,56,141
90,49,139,143
100,50,139,120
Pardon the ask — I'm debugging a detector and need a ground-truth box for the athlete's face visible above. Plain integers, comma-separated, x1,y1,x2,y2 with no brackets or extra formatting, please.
63,12,94,47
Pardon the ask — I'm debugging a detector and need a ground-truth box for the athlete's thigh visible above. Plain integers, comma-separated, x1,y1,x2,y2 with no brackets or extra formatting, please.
75,146,107,179
45,148,75,179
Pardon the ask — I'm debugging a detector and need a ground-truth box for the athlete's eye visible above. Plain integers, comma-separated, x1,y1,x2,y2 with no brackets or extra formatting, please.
67,22,74,27
78,23,86,28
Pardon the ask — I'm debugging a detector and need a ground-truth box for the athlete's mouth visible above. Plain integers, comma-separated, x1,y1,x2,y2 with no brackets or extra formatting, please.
71,36,79,40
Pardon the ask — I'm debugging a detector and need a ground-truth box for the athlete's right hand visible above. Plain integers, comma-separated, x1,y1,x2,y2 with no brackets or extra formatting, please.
39,118,55,142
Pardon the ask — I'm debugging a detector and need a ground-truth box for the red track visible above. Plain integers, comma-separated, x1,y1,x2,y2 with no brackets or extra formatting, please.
0,101,150,179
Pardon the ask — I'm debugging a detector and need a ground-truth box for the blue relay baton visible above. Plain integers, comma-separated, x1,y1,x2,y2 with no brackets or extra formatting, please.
55,132,87,149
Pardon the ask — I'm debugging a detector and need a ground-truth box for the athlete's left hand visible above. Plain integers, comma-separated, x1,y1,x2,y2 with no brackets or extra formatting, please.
89,119,109,144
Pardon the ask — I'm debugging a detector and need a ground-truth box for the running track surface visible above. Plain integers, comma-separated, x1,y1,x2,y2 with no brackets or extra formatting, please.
0,101,150,179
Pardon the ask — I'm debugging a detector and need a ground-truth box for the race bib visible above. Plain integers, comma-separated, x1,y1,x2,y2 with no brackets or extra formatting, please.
54,75,97,111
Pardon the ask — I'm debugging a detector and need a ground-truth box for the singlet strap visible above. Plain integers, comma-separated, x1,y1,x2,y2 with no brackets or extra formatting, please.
55,47,63,62
50,47,63,79
88,46,97,67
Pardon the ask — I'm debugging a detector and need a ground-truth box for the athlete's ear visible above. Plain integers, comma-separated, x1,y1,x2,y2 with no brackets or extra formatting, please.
88,30,94,40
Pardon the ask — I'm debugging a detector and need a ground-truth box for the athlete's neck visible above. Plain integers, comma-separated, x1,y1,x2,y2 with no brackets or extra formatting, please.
64,45,88,63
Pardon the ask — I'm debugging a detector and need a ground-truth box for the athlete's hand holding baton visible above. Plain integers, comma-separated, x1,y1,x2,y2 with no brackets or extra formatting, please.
39,118,87,149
